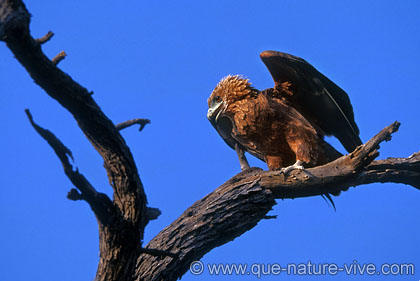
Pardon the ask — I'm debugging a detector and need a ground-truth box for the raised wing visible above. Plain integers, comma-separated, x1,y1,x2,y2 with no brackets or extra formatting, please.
260,50,362,152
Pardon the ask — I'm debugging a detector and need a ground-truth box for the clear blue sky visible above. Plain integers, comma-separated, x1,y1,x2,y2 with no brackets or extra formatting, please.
1,1,419,280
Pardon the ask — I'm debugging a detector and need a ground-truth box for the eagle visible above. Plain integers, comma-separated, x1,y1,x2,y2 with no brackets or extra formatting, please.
207,50,362,175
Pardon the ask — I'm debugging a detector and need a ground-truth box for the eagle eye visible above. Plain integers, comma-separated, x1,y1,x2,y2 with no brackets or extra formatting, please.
214,96,221,102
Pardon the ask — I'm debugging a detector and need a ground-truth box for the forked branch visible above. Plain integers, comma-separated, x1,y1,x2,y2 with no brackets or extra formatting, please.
25,109,115,224
0,0,148,236
1,1,149,280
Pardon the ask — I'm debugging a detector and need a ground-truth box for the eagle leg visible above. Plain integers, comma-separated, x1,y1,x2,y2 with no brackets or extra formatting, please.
235,143,250,171
280,160,304,174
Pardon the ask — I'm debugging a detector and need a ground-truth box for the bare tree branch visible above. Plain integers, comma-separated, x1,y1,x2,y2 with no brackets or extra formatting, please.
116,118,151,132
136,167,275,280
1,1,149,280
51,50,66,65
260,121,420,199
135,122,420,281
25,109,115,224
0,0,147,235
34,30,53,45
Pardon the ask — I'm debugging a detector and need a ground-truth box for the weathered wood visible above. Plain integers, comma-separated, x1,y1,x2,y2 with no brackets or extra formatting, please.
1,0,147,229
24,109,144,281
136,168,275,281
1,1,148,280
135,122,420,281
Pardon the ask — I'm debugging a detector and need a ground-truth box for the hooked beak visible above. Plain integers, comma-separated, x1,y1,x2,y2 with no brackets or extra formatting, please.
207,101,225,123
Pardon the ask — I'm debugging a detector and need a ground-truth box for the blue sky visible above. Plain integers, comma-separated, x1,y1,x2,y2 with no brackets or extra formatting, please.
1,1,419,280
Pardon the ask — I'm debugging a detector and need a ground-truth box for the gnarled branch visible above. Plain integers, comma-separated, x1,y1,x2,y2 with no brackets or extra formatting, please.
1,1,149,280
135,122,419,281
25,109,116,224
0,0,147,234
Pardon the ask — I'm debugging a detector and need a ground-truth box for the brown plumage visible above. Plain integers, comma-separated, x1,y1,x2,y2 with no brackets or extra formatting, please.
207,51,362,173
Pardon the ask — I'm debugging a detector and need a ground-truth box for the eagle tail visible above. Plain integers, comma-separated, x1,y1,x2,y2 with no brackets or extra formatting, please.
321,193,336,211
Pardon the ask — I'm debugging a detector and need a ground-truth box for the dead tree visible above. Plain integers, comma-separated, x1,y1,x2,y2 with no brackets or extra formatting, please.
1,1,419,280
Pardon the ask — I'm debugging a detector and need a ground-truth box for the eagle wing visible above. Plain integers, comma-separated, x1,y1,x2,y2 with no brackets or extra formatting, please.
211,115,266,162
260,50,362,152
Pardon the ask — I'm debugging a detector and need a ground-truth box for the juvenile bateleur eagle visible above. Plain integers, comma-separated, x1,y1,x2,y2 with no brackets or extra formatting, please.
207,50,362,175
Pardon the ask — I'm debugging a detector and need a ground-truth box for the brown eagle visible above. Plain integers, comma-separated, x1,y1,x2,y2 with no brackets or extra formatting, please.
207,50,362,174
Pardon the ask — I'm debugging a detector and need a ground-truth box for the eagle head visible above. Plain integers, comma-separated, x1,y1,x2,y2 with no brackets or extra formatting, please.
207,75,255,123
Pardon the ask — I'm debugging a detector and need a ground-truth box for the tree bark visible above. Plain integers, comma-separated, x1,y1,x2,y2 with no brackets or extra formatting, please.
1,1,419,281
1,1,148,280
135,122,420,281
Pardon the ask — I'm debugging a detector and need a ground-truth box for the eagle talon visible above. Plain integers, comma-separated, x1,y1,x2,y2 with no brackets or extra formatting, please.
279,160,305,175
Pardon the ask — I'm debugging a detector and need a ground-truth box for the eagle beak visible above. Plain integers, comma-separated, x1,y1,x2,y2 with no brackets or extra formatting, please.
207,101,224,122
